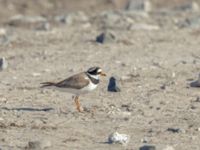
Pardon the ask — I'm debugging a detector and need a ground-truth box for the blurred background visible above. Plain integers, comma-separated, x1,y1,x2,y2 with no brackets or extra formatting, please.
0,0,199,22
0,0,199,31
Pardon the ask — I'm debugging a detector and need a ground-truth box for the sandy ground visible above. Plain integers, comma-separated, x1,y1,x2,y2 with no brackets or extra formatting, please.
1,1,200,150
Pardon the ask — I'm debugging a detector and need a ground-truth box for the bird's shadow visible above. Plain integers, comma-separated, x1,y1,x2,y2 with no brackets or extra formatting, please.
0,107,54,112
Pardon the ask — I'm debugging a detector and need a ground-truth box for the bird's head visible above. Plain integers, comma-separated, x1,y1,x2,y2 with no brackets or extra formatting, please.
87,67,106,79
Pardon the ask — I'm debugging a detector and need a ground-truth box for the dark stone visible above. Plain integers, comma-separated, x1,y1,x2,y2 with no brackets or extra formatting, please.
35,22,50,31
195,96,200,102
107,76,121,92
96,31,116,44
167,127,181,133
126,0,151,12
160,84,166,90
189,74,200,87
27,141,41,150
190,80,200,87
139,145,156,150
0,57,7,70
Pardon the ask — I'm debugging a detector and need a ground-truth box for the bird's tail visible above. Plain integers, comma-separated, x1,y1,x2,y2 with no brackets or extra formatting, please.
40,82,56,88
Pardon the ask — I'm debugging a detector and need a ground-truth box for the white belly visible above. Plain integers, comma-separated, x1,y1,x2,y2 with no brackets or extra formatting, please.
44,82,98,96
80,81,98,93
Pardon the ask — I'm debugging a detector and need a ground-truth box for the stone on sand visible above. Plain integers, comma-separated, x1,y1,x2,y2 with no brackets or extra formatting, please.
26,140,51,150
8,15,47,28
173,1,199,12
35,22,50,31
190,73,200,87
126,0,152,12
0,57,7,71
129,23,159,31
107,76,121,92
139,145,156,150
55,11,88,25
108,132,129,145
96,31,116,44
162,145,175,150
167,127,185,133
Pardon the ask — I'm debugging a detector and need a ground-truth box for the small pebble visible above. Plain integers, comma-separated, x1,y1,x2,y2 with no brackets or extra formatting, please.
190,73,200,87
162,145,175,150
121,73,139,82
55,12,88,25
96,31,116,44
0,28,6,36
35,22,50,31
26,140,51,150
0,28,10,45
31,119,44,129
55,15,67,24
141,137,148,143
43,68,51,72
108,132,129,145
0,57,7,71
172,72,176,78
167,127,185,133
26,141,41,150
126,0,152,12
129,23,159,31
174,1,199,12
167,127,179,133
160,84,167,90
195,96,200,102
32,72,41,77
139,145,156,150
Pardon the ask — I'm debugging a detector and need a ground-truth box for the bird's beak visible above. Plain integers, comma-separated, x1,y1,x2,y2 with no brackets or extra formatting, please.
100,72,106,76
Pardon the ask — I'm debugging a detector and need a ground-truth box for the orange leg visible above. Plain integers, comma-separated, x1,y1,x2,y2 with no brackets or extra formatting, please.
74,96,82,112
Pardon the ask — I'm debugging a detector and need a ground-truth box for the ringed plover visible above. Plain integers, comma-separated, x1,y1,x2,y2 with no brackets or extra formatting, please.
41,67,106,112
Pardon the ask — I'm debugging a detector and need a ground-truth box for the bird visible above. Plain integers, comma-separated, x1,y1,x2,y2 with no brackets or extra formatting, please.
40,67,106,112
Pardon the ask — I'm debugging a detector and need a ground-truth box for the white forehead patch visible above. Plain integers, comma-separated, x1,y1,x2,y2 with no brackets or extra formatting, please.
97,69,102,73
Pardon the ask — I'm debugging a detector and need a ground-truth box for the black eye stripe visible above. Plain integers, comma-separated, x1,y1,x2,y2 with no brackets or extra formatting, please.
89,70,97,74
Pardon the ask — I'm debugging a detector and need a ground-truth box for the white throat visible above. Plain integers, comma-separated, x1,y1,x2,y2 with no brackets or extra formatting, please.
87,74,99,80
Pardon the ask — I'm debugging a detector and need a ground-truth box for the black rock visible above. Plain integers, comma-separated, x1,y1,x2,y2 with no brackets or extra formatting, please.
139,145,156,150
0,57,7,71
190,80,200,87
96,31,116,44
167,127,182,133
189,74,200,87
107,76,121,92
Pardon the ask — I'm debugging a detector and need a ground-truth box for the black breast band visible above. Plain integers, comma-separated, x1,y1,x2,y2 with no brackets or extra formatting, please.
86,73,99,84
